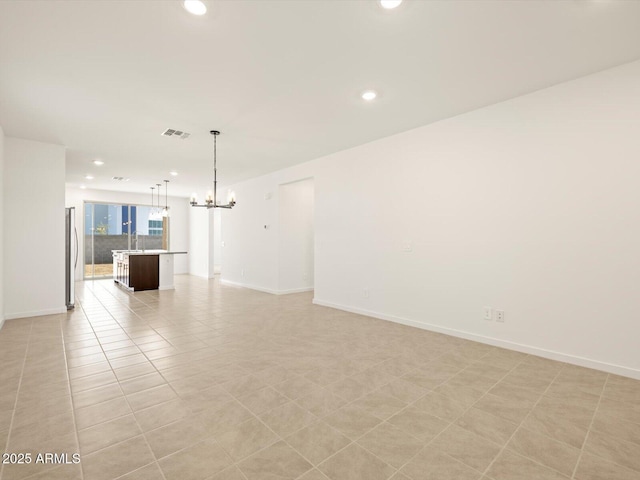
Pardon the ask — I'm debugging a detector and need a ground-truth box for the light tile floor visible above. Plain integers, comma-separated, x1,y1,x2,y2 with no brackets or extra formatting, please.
0,276,639,480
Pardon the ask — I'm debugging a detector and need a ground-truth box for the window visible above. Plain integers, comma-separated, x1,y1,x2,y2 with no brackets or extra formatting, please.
84,202,167,278
149,220,163,236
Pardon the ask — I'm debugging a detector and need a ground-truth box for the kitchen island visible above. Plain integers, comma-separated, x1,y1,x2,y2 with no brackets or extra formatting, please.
112,250,187,291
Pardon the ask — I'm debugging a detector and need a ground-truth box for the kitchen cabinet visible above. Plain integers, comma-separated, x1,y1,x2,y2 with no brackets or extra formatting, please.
115,253,158,291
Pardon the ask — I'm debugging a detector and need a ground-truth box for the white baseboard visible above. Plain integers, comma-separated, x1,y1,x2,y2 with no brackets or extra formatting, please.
189,272,216,279
220,279,279,294
4,306,68,321
278,287,314,295
312,298,640,380
220,279,313,296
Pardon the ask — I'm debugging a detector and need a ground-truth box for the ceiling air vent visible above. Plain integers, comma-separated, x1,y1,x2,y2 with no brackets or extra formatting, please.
112,176,125,181
161,128,190,140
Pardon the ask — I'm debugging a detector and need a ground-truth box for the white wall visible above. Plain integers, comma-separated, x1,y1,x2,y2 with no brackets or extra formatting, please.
4,137,66,319
208,208,215,277
213,208,222,274
0,126,4,326
65,187,190,278
188,207,215,278
278,178,314,293
222,60,640,378
221,174,285,293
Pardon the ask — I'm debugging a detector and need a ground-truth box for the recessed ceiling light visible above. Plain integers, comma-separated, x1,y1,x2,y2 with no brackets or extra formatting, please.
93,160,104,166
380,0,403,9
170,171,178,176
362,90,377,101
183,0,207,16
85,175,94,180
80,185,87,189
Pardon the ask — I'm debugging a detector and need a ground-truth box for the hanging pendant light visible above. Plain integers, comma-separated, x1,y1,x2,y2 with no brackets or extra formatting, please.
190,130,236,209
162,180,169,217
155,183,162,215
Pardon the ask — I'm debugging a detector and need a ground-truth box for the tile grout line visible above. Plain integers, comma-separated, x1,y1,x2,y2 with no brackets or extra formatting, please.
75,281,169,480
94,281,589,480
87,279,269,479
60,300,90,480
286,346,518,479
166,282,636,476
295,344,506,477
0,319,33,480
6,278,240,476
10,277,638,480
98,282,172,480
569,373,608,479
377,349,530,479
208,374,322,479
86,279,186,399
73,290,128,477
146,358,383,478
93,279,232,398
480,361,568,478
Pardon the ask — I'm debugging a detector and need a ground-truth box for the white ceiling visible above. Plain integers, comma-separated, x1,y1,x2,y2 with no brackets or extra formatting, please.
2,0,640,197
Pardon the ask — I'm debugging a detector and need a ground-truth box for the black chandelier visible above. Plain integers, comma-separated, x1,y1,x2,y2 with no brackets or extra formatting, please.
190,130,236,209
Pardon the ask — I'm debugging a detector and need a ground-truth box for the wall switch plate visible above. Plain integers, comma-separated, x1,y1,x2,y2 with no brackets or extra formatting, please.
496,310,505,322
241,269,245,277
363,288,370,298
483,306,493,321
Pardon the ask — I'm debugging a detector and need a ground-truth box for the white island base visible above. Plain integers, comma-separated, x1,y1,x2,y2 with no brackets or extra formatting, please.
158,253,176,290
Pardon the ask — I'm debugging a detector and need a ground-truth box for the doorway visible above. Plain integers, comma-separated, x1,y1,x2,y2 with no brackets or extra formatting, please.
278,178,314,293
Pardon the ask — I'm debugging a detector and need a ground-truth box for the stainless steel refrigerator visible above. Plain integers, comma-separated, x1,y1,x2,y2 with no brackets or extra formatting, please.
65,207,78,309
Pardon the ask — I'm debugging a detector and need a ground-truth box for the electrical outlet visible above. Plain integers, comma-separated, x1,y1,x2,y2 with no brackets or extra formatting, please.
496,310,505,322
241,269,245,277
303,272,308,280
483,306,493,321
402,241,413,253
363,288,370,298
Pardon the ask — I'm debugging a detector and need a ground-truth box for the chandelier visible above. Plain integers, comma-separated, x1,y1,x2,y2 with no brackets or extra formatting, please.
190,130,236,209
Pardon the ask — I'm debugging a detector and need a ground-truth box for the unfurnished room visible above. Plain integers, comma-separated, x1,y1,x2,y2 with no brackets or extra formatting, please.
0,1,639,479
